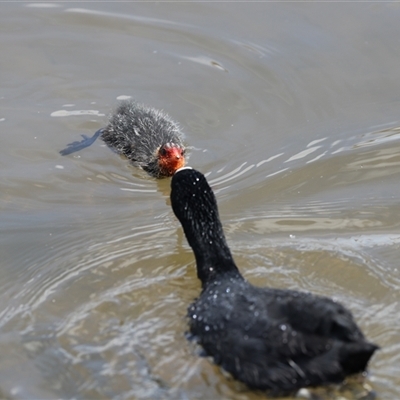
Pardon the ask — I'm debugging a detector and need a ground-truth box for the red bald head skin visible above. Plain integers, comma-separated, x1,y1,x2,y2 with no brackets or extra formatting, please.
157,142,186,177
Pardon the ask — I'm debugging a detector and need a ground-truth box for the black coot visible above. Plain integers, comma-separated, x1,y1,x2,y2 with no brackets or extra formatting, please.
60,100,186,178
170,167,378,394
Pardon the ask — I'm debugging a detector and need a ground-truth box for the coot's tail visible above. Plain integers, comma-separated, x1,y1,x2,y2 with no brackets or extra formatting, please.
59,128,103,156
340,341,379,375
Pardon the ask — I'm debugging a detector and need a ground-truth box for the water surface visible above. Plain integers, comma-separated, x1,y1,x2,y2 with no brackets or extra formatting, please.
1,2,400,399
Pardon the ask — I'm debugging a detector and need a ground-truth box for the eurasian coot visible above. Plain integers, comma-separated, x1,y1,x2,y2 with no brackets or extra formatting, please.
170,167,378,394
60,100,186,178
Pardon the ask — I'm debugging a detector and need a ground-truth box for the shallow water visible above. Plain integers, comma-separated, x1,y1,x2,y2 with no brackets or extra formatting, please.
1,2,400,399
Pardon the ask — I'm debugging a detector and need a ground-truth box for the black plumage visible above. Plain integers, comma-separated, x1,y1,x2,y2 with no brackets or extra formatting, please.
170,167,378,394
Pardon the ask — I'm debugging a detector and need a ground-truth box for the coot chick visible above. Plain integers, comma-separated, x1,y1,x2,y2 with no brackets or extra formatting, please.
60,100,186,178
170,167,378,394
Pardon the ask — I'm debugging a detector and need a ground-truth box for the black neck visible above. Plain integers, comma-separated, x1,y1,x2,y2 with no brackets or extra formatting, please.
182,214,241,286
170,169,242,287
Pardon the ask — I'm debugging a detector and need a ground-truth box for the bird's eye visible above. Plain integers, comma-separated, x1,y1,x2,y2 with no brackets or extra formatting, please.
159,147,167,156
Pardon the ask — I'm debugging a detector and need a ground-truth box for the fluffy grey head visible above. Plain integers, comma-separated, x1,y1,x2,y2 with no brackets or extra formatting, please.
101,100,186,177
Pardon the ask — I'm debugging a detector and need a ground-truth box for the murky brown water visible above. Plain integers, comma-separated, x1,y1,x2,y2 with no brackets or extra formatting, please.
1,2,400,399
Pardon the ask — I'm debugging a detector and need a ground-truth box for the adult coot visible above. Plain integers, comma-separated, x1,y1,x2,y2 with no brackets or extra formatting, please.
60,100,186,178
170,167,378,394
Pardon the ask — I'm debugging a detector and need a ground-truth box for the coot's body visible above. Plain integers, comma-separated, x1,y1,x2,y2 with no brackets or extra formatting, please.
60,100,186,178
170,168,378,394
